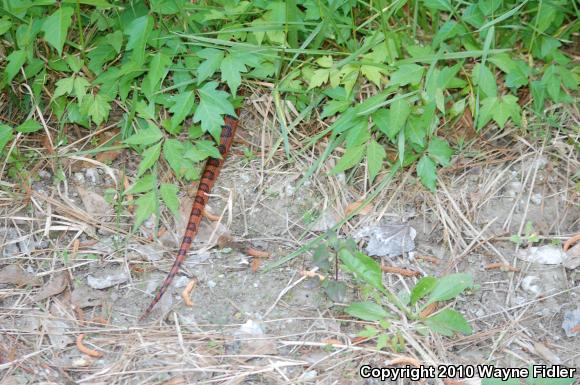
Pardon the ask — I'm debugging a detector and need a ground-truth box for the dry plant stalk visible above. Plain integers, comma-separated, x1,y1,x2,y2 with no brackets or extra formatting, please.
416,255,441,264
485,262,519,272
300,269,326,281
381,265,421,277
345,199,373,216
181,278,197,307
203,208,220,221
563,233,580,251
420,302,438,318
388,356,422,367
76,334,103,358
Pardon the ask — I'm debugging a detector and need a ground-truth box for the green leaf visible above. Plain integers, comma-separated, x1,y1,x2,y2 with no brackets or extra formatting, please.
163,139,187,178
0,124,14,152
124,15,153,64
330,145,365,174
388,97,411,140
150,0,180,14
389,64,424,87
196,140,222,159
124,124,163,146
168,91,196,134
479,95,522,130
135,100,156,120
125,174,156,195
2,50,27,86
137,142,162,177
53,77,75,98
338,248,383,290
65,55,83,73
125,15,151,51
107,31,123,53
160,183,179,216
0,18,12,36
417,155,437,191
530,81,545,114
533,3,556,33
73,76,90,103
477,96,497,129
372,108,390,136
345,302,390,322
428,137,453,166
308,68,331,90
423,0,452,12
197,48,224,84
397,130,405,166
133,191,157,230
142,52,172,99
503,61,529,89
478,0,502,16
361,65,383,87
86,93,111,126
376,334,388,350
193,81,235,139
473,63,497,98
526,376,576,385
489,55,530,89
62,0,112,7
220,52,249,95
358,326,379,338
410,276,437,305
366,140,385,183
427,273,473,304
424,309,472,336
16,120,42,133
482,378,520,385
322,280,347,302
450,99,466,118
321,99,351,118
405,116,427,148
41,7,74,56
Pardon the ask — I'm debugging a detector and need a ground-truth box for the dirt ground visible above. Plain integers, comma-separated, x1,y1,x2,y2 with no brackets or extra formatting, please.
0,104,578,385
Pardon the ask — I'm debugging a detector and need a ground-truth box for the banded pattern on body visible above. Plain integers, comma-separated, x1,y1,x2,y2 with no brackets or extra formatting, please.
139,115,238,321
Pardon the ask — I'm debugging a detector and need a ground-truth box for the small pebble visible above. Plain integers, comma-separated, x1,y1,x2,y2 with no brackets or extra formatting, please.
85,168,98,184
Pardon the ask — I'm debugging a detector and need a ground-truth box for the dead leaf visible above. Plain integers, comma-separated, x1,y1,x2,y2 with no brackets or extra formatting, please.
33,272,68,302
532,342,562,364
87,269,129,289
71,285,105,309
43,318,74,349
311,208,340,232
345,200,373,217
0,265,42,286
77,186,112,217
95,148,122,164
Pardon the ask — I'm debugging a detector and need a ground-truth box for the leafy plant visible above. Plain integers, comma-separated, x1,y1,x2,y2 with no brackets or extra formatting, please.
0,0,578,224
509,221,540,246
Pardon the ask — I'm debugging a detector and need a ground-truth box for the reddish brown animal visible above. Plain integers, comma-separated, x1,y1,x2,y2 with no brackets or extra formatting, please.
140,115,238,321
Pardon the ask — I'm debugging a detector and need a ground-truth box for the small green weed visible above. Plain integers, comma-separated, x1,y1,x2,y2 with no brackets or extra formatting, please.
510,220,540,246
310,236,474,349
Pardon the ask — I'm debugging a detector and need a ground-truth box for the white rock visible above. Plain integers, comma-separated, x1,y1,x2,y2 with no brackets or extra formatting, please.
517,245,567,265
521,276,542,295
